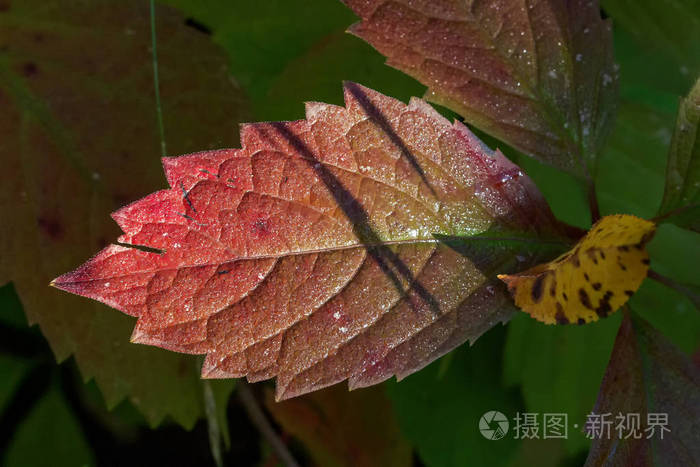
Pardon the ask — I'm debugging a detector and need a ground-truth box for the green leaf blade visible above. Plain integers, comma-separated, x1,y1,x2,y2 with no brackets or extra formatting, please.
658,78,700,231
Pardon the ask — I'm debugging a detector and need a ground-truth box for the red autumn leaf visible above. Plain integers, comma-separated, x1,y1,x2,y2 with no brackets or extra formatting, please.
342,0,618,177
53,83,573,399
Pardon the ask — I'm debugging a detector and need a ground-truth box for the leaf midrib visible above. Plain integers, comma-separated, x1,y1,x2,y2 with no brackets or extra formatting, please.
56,234,569,285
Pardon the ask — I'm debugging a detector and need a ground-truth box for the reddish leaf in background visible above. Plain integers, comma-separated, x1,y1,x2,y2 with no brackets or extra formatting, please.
585,312,700,466
265,385,412,467
0,0,247,425
342,0,618,177
53,83,573,399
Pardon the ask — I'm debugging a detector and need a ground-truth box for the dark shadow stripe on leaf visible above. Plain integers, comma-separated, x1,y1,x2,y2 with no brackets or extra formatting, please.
266,121,442,316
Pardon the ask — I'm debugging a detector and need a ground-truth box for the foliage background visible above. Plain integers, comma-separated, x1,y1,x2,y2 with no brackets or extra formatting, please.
0,0,698,465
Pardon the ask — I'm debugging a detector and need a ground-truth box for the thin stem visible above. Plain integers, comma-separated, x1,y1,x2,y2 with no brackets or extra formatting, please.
236,381,300,467
203,380,223,467
648,269,700,309
149,0,167,157
588,180,601,224
651,203,699,224
648,269,678,289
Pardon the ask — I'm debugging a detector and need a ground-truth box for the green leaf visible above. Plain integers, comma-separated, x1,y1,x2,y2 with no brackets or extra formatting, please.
160,0,352,108
4,385,95,467
0,284,33,417
596,100,673,219
632,224,700,350
611,28,692,107
0,0,245,427
260,31,424,121
503,312,621,453
0,355,31,415
584,312,700,466
0,283,28,329
596,22,690,221
658,78,700,232
632,278,700,349
594,27,700,351
160,0,425,121
602,0,700,83
511,155,591,230
386,326,522,467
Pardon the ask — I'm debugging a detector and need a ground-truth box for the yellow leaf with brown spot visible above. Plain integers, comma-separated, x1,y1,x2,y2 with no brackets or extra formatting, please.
498,215,656,325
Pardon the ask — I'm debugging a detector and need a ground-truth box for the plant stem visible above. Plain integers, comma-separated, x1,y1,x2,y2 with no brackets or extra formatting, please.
236,381,300,467
648,269,700,309
651,203,699,224
203,380,223,467
588,180,601,224
648,269,678,290
149,0,167,157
